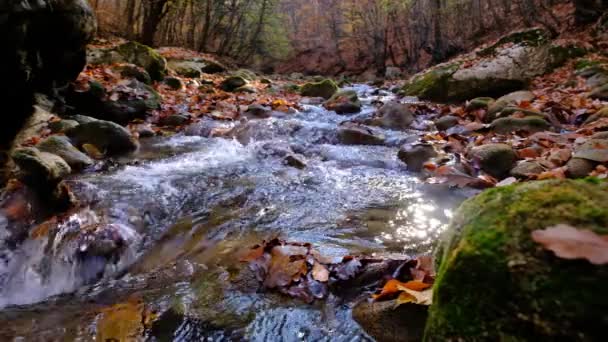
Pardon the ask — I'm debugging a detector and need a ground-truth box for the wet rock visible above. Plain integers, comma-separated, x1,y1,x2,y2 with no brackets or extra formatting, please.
136,125,156,138
324,90,362,115
167,60,203,78
260,78,272,85
353,300,427,342
114,64,152,85
158,114,190,127
585,72,608,88
48,119,79,134
220,76,248,92
466,97,494,111
573,138,608,162
429,180,608,341
164,77,183,90
435,116,459,131
584,107,608,125
566,158,597,178
87,41,167,81
337,123,385,145
66,120,138,156
12,147,71,186
300,79,339,99
398,143,437,172
468,143,517,179
490,117,550,134
369,102,414,130
37,135,93,170
245,104,273,119
284,155,306,169
510,160,545,178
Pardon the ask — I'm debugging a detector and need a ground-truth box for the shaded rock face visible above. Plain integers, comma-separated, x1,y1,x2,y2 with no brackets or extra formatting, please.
0,0,96,156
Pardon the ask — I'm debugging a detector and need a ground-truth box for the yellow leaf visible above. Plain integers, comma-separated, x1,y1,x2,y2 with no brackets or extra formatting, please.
396,285,433,305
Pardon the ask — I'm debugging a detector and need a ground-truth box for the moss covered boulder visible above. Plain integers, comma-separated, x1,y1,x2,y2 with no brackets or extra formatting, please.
12,147,71,186
87,41,167,81
300,79,339,99
427,179,608,341
38,135,93,170
403,29,582,102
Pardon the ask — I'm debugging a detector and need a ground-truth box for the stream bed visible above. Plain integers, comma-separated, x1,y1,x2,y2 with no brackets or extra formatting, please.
0,85,471,341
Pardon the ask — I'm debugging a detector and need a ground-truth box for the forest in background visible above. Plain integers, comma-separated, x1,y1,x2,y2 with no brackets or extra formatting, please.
90,0,591,76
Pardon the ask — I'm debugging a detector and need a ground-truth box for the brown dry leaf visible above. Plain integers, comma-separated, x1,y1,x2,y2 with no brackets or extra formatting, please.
537,167,566,180
264,245,308,288
312,262,329,282
532,224,608,265
395,286,433,305
395,291,416,306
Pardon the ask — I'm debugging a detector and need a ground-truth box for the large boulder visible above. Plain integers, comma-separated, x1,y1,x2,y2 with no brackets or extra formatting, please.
87,41,167,81
220,76,248,92
0,0,96,158
402,29,585,102
66,120,138,156
300,79,339,99
427,180,608,340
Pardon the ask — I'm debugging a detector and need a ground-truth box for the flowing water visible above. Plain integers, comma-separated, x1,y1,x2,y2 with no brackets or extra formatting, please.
0,85,471,341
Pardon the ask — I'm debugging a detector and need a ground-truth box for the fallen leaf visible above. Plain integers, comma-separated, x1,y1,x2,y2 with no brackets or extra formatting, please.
373,279,431,300
396,286,433,305
312,262,329,282
532,224,608,265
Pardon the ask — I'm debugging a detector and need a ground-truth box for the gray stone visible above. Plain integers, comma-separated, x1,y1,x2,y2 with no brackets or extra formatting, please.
48,119,79,134
12,147,71,185
490,117,550,134
510,160,545,178
398,143,438,172
66,120,138,156
566,158,597,178
369,102,415,130
38,135,93,170
338,123,385,145
324,90,362,114
435,116,459,131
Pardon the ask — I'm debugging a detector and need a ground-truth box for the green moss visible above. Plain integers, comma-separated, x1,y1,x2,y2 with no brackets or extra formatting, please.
116,41,167,81
427,180,608,341
402,63,460,101
300,79,338,99
575,59,601,71
549,44,588,70
478,28,550,57
490,116,550,134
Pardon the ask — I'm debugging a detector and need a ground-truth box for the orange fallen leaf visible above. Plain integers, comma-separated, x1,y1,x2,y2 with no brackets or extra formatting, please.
532,224,608,265
373,279,432,300
312,262,329,282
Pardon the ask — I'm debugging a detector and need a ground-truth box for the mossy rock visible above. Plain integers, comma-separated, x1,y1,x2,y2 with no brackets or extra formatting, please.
548,43,588,70
478,28,550,57
324,90,361,114
300,79,338,99
12,147,71,185
115,64,152,85
427,179,608,341
48,119,79,134
402,63,460,101
468,143,517,179
114,42,167,81
574,59,602,71
66,120,138,156
490,116,550,134
466,97,495,111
